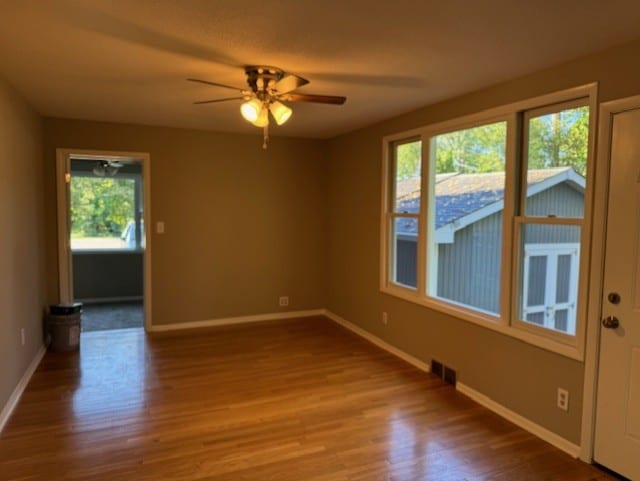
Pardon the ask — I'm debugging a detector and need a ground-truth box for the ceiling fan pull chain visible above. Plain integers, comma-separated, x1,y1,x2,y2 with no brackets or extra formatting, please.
262,123,269,150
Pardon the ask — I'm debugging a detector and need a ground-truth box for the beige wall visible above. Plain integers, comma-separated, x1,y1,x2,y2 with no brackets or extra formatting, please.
0,77,45,413
8,35,640,444
326,38,640,444
43,119,328,325
72,252,143,300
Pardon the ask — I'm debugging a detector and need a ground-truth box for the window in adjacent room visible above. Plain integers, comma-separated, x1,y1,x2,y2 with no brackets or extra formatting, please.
70,160,144,251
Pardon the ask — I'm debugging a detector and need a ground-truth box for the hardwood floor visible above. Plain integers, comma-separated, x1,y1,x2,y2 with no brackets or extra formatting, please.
0,317,616,480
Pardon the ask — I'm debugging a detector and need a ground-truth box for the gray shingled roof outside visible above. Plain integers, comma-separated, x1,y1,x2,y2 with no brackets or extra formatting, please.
395,167,577,235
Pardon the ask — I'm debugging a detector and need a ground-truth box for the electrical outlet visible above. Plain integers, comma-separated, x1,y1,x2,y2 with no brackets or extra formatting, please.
382,312,388,325
279,296,289,307
20,328,25,346
557,388,569,411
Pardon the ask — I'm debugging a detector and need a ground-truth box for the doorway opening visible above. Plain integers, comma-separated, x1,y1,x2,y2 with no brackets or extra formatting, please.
56,150,151,332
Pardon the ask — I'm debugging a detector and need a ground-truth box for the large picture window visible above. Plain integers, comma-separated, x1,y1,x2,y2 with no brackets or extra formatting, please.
381,86,595,357
426,121,507,315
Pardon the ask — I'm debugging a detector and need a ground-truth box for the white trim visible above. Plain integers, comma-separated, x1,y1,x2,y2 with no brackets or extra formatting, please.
382,83,597,145
323,310,430,372
55,149,153,333
380,139,391,291
322,309,579,457
142,153,152,332
456,383,581,458
580,94,640,462
0,345,46,433
148,309,325,332
56,151,71,302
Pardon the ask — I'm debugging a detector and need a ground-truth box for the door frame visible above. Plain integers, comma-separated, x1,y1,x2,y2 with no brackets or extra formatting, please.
580,94,640,461
55,148,153,332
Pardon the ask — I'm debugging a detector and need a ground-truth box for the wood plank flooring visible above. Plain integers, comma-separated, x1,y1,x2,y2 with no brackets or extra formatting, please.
0,317,617,480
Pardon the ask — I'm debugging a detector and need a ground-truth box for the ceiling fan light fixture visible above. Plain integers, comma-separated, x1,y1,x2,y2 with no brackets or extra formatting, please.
93,160,119,177
251,106,269,127
191,66,346,148
240,98,263,123
269,101,292,126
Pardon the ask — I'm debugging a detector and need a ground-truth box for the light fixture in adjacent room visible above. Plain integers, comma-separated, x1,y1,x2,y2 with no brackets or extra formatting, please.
93,160,122,177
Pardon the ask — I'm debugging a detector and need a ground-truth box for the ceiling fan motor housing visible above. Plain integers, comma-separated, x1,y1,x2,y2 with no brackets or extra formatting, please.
244,66,285,97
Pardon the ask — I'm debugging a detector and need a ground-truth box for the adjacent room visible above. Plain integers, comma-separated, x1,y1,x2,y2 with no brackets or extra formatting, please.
1,1,640,480
68,157,145,332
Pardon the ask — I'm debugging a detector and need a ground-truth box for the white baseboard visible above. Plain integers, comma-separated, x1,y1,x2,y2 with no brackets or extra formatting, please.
456,382,581,458
0,345,46,433
149,309,325,332
323,310,430,372
323,309,580,459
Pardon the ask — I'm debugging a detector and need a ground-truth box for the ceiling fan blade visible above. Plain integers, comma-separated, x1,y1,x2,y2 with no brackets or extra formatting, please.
187,78,244,91
273,74,309,95
282,93,347,105
194,97,245,104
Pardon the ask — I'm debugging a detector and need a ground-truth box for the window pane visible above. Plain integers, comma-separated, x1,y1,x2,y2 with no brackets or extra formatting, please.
392,217,418,289
427,121,507,315
525,105,589,218
70,177,136,250
394,140,421,214
518,224,580,335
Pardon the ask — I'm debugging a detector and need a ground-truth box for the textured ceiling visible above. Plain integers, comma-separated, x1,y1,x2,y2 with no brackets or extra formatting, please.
1,0,640,139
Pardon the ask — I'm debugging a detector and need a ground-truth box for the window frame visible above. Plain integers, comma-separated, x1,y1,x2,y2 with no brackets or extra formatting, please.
423,115,513,319
387,137,423,291
380,84,597,360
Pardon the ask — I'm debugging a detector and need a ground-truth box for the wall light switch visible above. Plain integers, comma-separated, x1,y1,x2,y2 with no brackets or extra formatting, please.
156,221,165,234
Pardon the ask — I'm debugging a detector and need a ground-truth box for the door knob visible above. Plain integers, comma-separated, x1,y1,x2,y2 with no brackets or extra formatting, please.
602,316,620,329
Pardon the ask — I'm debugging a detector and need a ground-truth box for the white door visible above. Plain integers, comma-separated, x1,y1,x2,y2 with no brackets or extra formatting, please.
594,107,640,480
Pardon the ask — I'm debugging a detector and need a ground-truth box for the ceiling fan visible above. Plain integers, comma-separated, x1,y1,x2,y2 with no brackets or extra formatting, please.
93,160,123,177
188,66,347,148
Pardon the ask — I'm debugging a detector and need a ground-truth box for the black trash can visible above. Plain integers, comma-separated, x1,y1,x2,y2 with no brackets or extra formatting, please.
46,303,83,351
